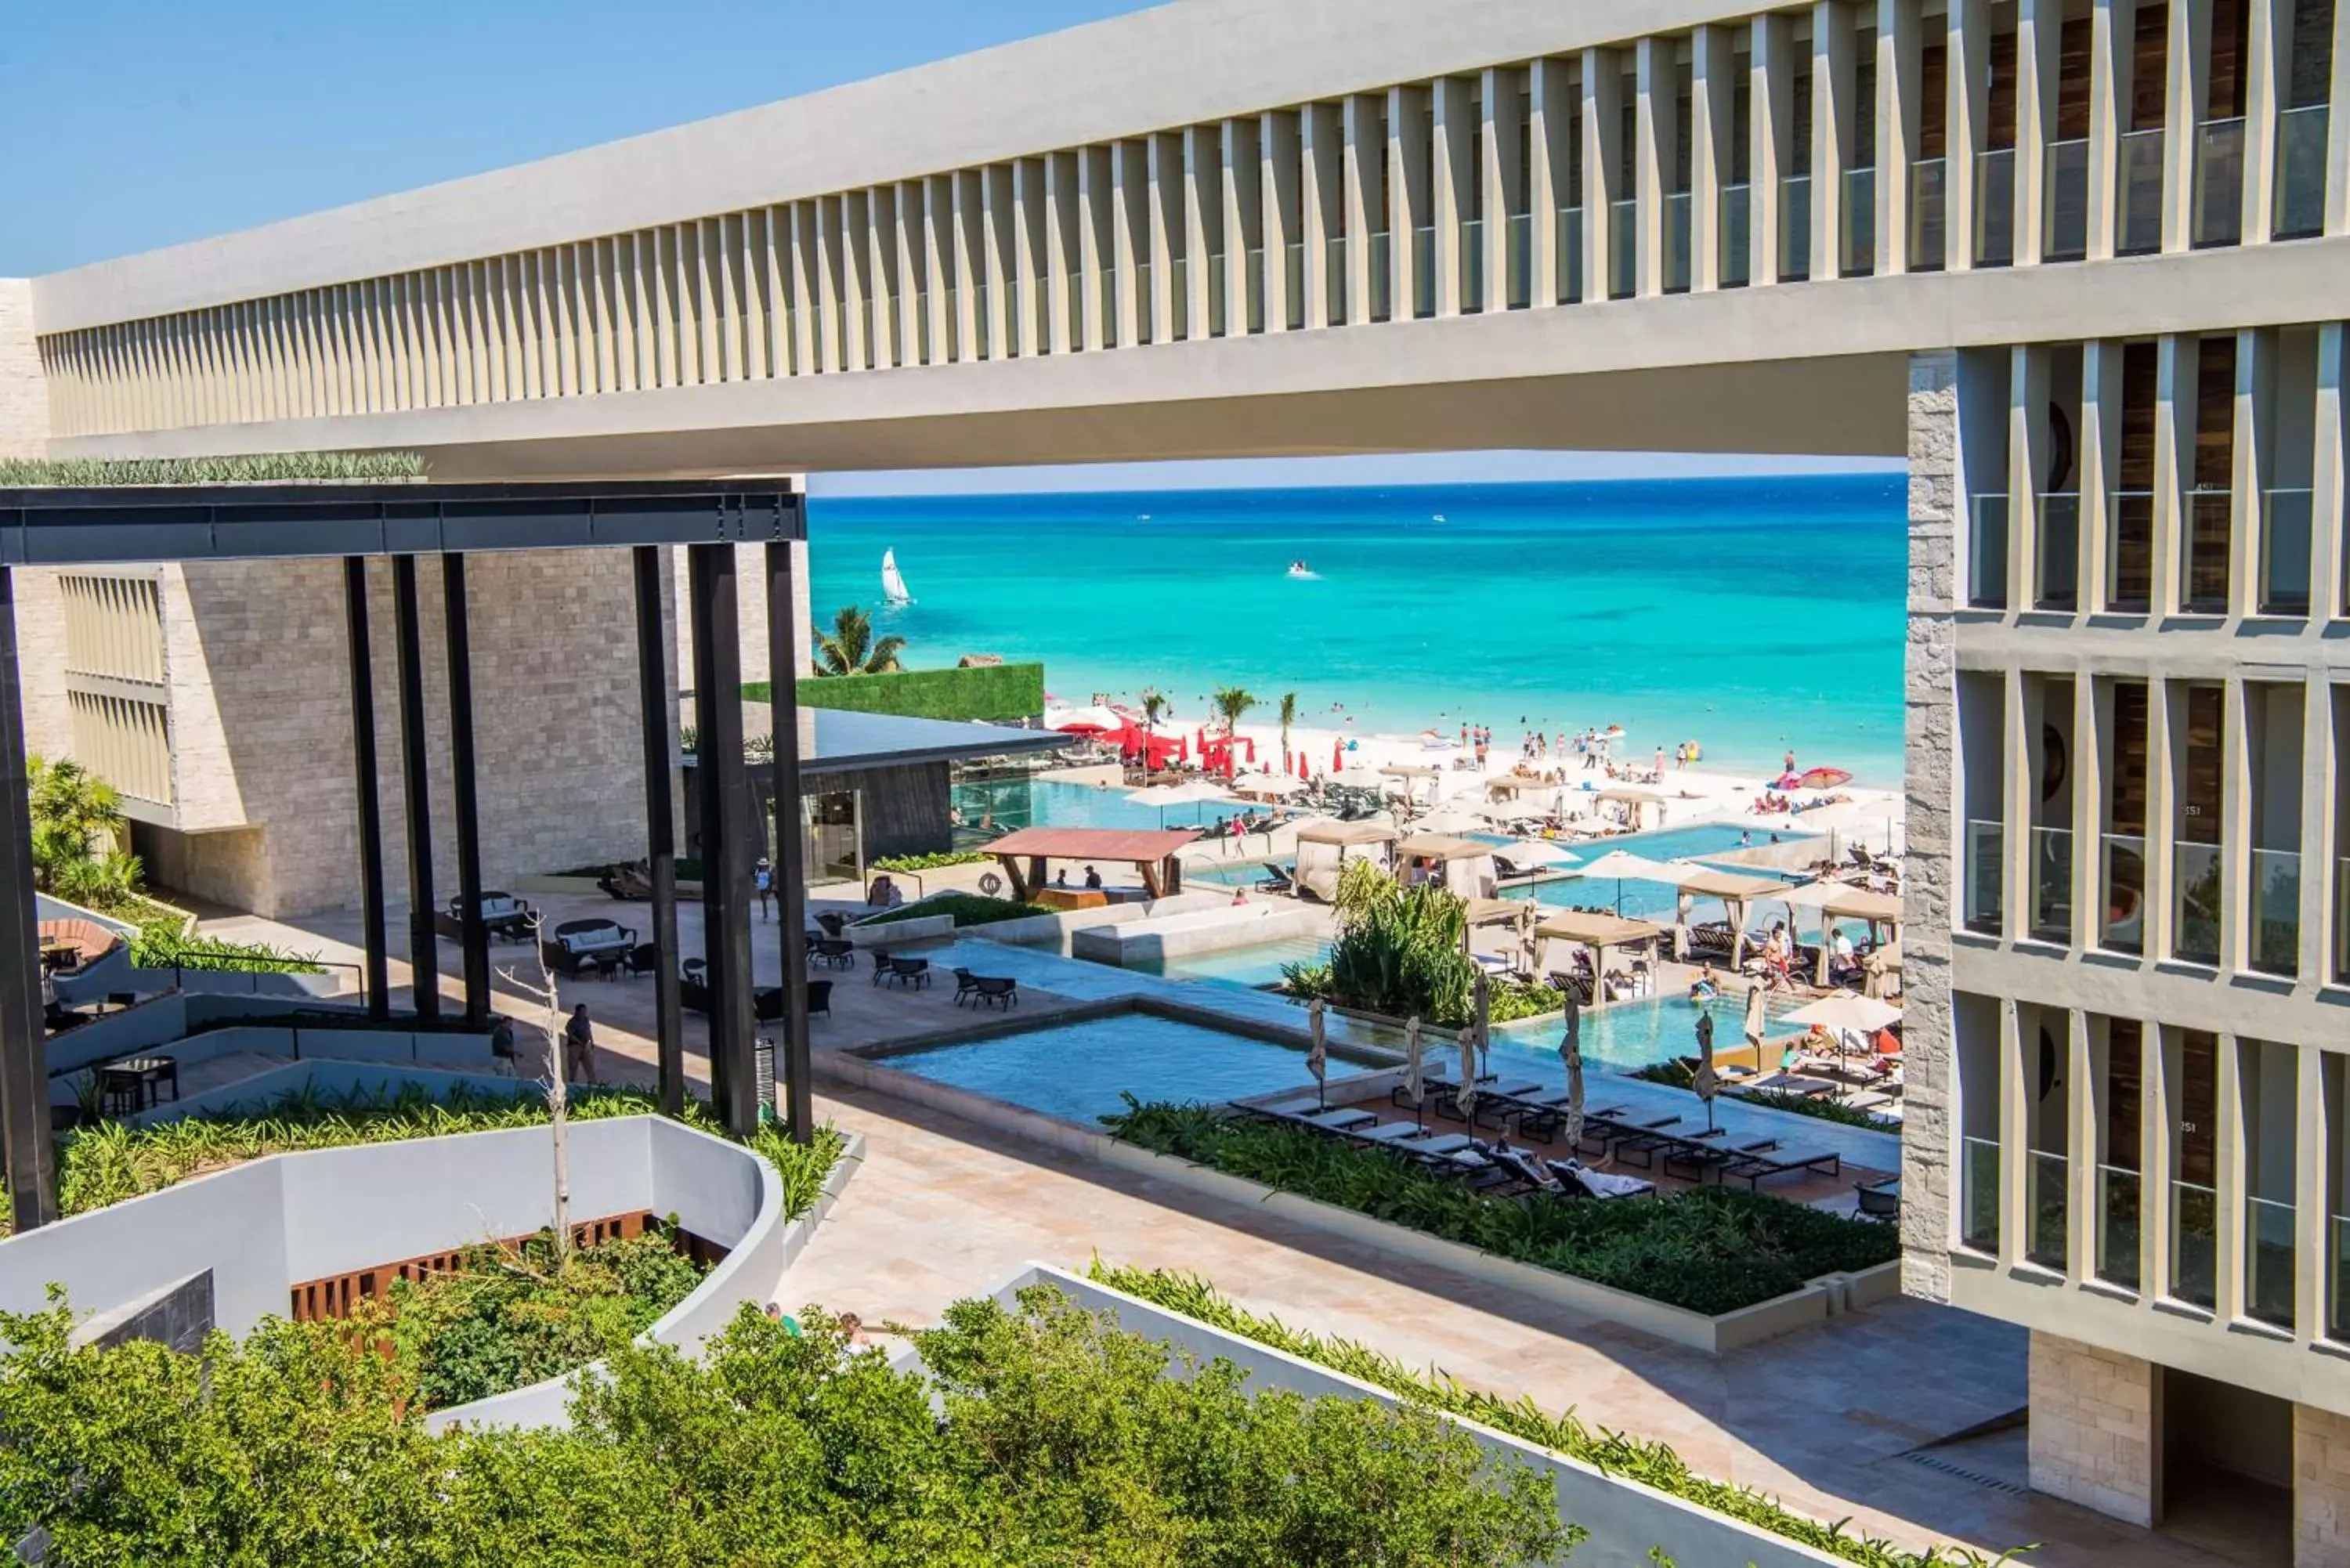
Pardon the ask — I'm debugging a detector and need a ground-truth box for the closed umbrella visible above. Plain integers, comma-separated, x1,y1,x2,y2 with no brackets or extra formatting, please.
1742,982,1768,1052
1307,999,1329,1108
1558,993,1585,1152
1694,1010,1719,1133
1402,1014,1426,1127
1455,1028,1480,1126
1473,970,1491,1081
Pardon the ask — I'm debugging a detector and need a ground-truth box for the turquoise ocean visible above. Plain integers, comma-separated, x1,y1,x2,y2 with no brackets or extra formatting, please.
806,474,1908,785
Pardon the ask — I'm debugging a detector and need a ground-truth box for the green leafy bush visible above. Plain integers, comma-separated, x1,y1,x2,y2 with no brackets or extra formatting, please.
745,659,1047,721
13,1083,844,1234
1088,1261,2011,1568
1280,858,1535,1028
0,451,426,486
129,919,325,974
1103,1099,1896,1316
870,849,993,873
857,891,1051,927
385,1231,708,1409
0,1285,1570,1566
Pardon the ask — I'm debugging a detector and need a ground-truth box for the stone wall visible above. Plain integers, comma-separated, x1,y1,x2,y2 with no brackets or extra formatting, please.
2026,1330,2160,1526
0,278,46,458
1900,349,1958,1305
155,547,674,916
2300,1404,2350,1568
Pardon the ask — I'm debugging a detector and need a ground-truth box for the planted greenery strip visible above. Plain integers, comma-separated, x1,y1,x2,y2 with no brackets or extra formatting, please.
1103,1101,1895,1317
0,452,427,487
1629,1063,1893,1131
129,919,325,974
1086,1261,2007,1568
0,1287,1571,1563
858,892,1054,928
9,1083,843,1234
747,661,1047,722
870,850,994,873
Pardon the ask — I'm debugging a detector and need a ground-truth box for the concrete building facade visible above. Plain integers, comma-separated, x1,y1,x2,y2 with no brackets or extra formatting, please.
7,0,2350,1547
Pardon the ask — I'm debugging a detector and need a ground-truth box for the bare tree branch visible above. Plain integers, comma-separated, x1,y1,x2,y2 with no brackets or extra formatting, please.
497,914,571,1263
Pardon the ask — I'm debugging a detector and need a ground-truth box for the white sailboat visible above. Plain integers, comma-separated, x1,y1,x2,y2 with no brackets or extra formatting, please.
880,547,913,605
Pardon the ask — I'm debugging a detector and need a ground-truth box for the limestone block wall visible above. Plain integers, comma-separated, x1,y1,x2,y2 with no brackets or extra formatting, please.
157,547,674,917
673,540,806,694
0,278,47,458
1900,349,1957,1306
2026,1330,2160,1527
2299,1403,2350,1567
10,569,71,766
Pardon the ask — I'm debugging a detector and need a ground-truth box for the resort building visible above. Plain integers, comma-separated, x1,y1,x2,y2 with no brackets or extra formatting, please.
5,0,2350,1554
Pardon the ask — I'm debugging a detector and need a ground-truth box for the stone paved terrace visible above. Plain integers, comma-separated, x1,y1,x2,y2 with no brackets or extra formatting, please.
211,889,2261,1566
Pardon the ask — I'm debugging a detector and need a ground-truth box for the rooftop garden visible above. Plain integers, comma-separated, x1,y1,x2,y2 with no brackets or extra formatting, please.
0,451,426,486
0,1286,1571,1564
1103,1100,1896,1318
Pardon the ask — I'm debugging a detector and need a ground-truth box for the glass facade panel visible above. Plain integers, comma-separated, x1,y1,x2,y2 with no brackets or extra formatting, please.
1779,175,1812,280
804,789,862,884
2044,139,2089,259
2097,1165,2142,1289
2118,129,2165,254
1962,1136,2001,1252
1966,818,2005,934
1665,192,1691,293
1462,220,1483,312
2247,1195,2295,1328
2107,490,2154,612
2261,488,2314,615
2174,840,2223,966
2031,826,2073,942
1284,241,1303,329
2028,1150,2069,1269
2183,490,2233,613
2276,104,2330,240
2251,848,2301,977
2334,1213,2350,1341
1368,232,1391,322
1841,167,1875,275
2037,493,2081,611
1325,237,1347,325
1556,207,1585,303
1970,493,2010,608
1910,158,1947,270
1975,147,2016,266
1720,184,1751,286
2102,833,2148,953
1507,212,1531,308
1412,225,1435,316
2193,117,2247,247
1610,200,1637,298
2172,1180,2218,1307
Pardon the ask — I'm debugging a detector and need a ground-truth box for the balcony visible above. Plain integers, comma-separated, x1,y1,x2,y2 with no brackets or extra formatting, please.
2028,1150,2069,1270
1841,166,1875,276
1609,199,1637,298
2173,1179,2218,1307
2182,490,2233,613
2097,1165,2142,1289
2173,839,2222,966
1665,191,1691,294
2276,104,2330,240
2036,493,2081,611
1556,206,1585,304
1965,818,2005,934
2044,138,2089,260
2193,117,2247,248
1975,146,2016,266
2101,832,2147,954
1412,225,1435,317
1780,174,1812,280
1962,1136,2001,1252
2261,487,2313,616
2030,826,2073,943
1719,183,1751,286
2247,1194,2295,1329
2118,128,2165,255
2251,847,2301,977
1506,212,1531,309
1910,157,1947,271
1969,493,2010,609
2106,489,2154,612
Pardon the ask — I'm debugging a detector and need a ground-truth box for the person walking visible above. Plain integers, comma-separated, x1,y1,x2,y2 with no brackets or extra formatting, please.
563,1003,598,1082
753,856,773,921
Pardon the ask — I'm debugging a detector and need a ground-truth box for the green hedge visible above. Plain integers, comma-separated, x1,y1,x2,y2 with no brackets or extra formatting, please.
744,662,1046,722
856,891,1051,928
0,452,425,487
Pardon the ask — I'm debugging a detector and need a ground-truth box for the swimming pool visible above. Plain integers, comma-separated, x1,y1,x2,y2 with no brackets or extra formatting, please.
955,777,1254,835
1503,821,1813,920
879,1013,1321,1124
1126,934,1332,987
1488,992,1806,1075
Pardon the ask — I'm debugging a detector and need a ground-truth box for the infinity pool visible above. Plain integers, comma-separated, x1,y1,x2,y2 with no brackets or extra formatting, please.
880,1013,1322,1124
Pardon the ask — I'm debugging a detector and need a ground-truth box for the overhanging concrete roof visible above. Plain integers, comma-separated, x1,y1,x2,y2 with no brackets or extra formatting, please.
801,709,1063,775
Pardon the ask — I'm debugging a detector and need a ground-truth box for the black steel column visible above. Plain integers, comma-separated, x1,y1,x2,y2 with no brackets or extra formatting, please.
633,546,685,1115
0,572,56,1231
442,555,489,1029
689,543,757,1136
767,539,815,1145
342,558,390,1020
391,555,440,1022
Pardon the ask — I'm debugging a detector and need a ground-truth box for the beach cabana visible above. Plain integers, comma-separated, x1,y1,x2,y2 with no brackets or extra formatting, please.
1395,833,1500,899
1668,865,1795,964
1596,785,1672,829
1534,910,1665,1002
1292,817,1400,901
1777,879,1907,984
985,826,1199,901
1378,762,1442,807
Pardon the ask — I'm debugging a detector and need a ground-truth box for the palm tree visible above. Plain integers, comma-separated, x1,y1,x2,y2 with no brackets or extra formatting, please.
1278,691,1298,771
1140,687,1170,780
1210,686,1256,734
811,605,906,677
28,757,140,908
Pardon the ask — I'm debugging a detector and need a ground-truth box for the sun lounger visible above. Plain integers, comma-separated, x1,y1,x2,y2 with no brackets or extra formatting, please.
1356,1121,1441,1144
1248,1099,1378,1133
1720,1147,1843,1190
1540,1156,1655,1199
1660,1136,1782,1183
1432,1079,1540,1123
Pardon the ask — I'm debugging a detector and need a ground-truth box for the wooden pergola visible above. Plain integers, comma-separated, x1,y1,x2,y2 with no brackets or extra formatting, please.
985,826,1201,901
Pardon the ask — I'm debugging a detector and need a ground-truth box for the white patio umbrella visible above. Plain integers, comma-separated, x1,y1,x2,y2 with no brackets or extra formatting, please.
1408,806,1490,836
1046,703,1125,732
1227,771,1304,797
1125,777,1233,826
1329,766,1389,789
1782,992,1903,1035
1557,848,1684,916
1558,993,1585,1151
1497,837,1581,872
1307,998,1329,1108
1402,1014,1426,1126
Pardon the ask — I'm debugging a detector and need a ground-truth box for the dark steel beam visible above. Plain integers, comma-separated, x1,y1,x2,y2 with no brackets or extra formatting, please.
342,558,390,1019
390,555,439,1022
767,540,815,1146
633,546,685,1115
0,571,55,1230
689,543,757,1136
442,555,489,1029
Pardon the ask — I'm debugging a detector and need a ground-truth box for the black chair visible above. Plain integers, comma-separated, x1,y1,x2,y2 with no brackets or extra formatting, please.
815,912,849,938
870,948,895,985
627,942,660,976
884,956,931,989
1855,1180,1900,1221
754,987,786,1024
972,975,1018,1009
806,981,833,1019
952,967,982,1006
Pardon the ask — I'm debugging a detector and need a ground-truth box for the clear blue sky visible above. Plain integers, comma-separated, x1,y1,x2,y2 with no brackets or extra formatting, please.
0,0,1900,494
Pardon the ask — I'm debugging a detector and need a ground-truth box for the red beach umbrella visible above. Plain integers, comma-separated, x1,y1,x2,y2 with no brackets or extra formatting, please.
1798,767,1853,790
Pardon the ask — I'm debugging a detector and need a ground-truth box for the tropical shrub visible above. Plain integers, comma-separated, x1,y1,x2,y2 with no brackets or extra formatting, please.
0,1287,1571,1566
128,919,325,974
870,849,993,873
1103,1098,1896,1316
1088,1261,2013,1568
27,756,142,911
812,603,906,676
1281,858,1482,1026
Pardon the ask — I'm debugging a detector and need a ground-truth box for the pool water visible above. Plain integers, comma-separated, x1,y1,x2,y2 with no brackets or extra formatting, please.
956,777,1256,835
1488,992,1806,1076
1502,820,1813,921
1128,934,1332,987
881,1013,1320,1124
